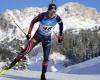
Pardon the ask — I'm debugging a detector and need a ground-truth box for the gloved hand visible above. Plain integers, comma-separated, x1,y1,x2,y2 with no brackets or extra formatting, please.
26,34,31,40
58,35,64,43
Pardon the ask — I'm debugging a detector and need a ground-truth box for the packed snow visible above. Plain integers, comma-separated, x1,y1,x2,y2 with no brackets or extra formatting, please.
0,54,100,80
60,56,100,74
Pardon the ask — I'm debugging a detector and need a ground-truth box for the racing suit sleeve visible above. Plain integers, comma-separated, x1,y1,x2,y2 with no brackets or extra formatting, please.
28,13,44,34
56,15,63,36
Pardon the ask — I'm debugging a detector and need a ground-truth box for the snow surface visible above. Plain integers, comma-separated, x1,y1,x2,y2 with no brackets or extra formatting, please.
0,54,100,80
27,52,65,72
60,56,100,74
0,70,100,80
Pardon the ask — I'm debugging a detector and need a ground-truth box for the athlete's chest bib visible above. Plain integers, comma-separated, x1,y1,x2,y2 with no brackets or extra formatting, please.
37,15,57,35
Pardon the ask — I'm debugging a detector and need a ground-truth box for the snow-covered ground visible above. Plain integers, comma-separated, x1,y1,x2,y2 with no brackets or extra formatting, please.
0,53,100,80
60,56,100,74
0,70,100,80
25,52,66,72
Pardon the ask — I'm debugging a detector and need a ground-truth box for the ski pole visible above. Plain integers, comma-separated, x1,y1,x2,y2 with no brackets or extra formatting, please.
53,30,62,45
13,21,27,36
7,13,27,36
53,30,58,39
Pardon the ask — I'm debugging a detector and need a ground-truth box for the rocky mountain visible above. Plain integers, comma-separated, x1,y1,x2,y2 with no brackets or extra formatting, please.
0,2,100,61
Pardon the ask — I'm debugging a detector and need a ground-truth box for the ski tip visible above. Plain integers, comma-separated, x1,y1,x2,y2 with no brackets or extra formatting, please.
0,69,8,76
5,78,10,80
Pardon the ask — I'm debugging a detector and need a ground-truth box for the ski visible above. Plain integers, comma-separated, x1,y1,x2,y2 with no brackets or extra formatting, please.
0,68,8,76
0,60,19,76
0,64,10,76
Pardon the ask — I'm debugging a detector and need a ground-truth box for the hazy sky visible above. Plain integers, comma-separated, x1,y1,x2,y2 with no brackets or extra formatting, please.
0,0,100,13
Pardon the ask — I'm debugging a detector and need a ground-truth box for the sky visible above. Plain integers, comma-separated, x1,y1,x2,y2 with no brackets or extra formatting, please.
0,0,100,13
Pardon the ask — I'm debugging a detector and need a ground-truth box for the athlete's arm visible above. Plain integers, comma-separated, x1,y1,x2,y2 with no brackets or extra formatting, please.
56,15,63,36
28,13,44,34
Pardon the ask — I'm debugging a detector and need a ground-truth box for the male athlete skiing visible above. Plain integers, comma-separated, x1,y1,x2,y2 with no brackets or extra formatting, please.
2,3,64,80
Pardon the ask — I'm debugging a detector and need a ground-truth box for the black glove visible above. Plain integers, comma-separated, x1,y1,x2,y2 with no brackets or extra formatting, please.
26,34,31,40
58,36,64,43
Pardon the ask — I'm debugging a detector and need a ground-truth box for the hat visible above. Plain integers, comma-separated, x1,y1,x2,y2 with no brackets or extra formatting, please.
48,3,57,10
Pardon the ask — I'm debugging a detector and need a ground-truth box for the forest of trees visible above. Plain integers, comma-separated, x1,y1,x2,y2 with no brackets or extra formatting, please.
0,48,14,61
52,28,100,66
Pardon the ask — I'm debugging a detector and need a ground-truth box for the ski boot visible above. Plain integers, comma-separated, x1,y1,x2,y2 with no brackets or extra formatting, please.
40,73,46,80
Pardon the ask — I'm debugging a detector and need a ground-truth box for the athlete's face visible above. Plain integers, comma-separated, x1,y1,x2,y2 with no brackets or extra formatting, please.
48,9,56,17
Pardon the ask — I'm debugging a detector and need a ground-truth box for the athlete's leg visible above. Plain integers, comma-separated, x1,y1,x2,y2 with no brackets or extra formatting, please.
16,37,38,60
8,37,39,69
41,36,51,80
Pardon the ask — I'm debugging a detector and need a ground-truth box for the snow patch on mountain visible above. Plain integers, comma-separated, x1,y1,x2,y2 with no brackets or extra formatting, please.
0,2,100,42
60,56,100,74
